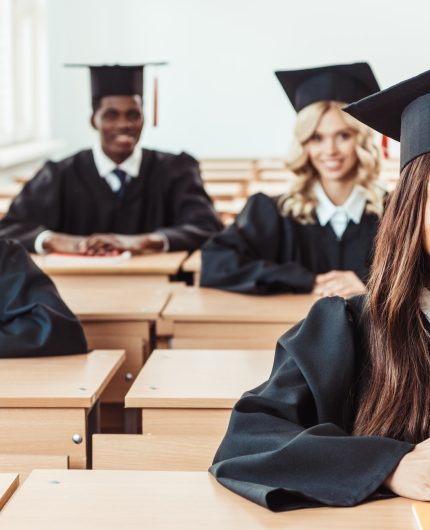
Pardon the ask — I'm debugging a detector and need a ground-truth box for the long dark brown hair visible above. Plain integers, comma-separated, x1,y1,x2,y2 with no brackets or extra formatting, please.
353,153,430,443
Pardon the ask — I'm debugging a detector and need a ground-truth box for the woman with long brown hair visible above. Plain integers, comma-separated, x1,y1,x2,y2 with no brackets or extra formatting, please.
210,70,430,510
200,63,384,297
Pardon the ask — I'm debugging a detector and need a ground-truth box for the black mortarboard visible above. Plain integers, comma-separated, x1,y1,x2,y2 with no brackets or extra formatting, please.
66,63,167,98
66,63,168,125
344,69,430,171
275,62,380,113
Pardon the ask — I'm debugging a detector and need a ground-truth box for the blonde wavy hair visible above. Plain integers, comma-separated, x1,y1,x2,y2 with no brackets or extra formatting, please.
277,100,384,224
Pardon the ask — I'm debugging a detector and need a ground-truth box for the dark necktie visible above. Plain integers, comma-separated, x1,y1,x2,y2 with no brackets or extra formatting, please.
112,168,128,199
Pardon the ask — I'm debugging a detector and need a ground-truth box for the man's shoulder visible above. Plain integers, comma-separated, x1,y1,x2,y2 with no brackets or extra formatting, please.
143,148,198,167
43,149,94,173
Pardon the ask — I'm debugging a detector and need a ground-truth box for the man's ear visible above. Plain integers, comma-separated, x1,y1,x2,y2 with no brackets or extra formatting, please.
90,113,97,130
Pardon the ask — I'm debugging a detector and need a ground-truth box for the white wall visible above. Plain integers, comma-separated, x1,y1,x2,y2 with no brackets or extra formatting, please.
47,0,429,159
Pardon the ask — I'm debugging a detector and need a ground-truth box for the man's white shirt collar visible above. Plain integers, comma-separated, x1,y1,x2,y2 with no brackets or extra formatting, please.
314,181,366,231
92,142,142,179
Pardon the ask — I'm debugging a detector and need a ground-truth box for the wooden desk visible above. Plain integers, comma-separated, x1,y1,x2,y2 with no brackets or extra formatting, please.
0,474,18,511
247,181,290,196
0,198,11,219
182,250,201,285
126,349,273,436
204,182,244,199
92,433,220,471
0,469,416,529
32,251,188,281
158,287,316,349
0,351,124,469
258,168,295,181
202,170,253,182
0,182,22,199
53,282,171,403
200,158,255,171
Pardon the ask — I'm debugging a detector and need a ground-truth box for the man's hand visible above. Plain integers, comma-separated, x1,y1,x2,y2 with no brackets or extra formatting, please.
42,234,91,255
84,233,165,255
312,270,366,298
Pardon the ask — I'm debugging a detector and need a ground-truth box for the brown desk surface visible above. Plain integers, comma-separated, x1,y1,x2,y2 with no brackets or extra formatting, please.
31,251,188,276
0,470,416,529
0,198,11,217
182,250,201,273
55,282,171,320
125,349,273,408
0,350,124,408
0,183,22,199
161,287,317,323
0,474,19,511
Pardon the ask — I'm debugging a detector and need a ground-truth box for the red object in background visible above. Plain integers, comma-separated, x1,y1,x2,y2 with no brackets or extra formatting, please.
153,76,158,127
381,135,389,158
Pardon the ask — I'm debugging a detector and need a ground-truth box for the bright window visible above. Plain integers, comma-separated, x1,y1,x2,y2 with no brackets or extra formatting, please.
0,0,49,148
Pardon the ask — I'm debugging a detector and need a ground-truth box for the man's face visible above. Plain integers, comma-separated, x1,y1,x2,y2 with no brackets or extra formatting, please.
91,95,144,162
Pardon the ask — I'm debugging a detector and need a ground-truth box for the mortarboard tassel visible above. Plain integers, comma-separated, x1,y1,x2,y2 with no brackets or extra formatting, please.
153,75,158,127
381,134,389,159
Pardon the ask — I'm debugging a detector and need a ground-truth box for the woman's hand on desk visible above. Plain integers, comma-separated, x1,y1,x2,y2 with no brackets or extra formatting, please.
312,270,366,298
84,233,165,255
384,439,430,500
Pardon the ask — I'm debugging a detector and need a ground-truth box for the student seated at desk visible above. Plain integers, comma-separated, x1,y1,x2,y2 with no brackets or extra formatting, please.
0,64,222,255
0,240,87,357
210,71,430,510
201,63,384,297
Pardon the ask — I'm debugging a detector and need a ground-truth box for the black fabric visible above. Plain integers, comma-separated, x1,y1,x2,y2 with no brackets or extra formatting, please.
0,149,223,252
210,295,414,511
0,240,88,358
200,193,379,294
275,63,380,112
89,65,144,97
344,69,430,171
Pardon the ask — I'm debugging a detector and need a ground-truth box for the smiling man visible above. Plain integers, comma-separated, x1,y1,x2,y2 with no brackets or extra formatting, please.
0,64,222,255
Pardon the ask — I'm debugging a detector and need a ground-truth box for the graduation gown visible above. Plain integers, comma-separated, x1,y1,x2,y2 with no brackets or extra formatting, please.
0,149,223,252
200,193,380,294
210,295,414,511
0,240,88,357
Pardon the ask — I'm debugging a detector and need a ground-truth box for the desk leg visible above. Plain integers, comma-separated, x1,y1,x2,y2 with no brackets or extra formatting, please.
87,401,101,469
124,408,140,434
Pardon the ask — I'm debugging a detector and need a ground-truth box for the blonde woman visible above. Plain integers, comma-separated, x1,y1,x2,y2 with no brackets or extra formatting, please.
200,63,384,297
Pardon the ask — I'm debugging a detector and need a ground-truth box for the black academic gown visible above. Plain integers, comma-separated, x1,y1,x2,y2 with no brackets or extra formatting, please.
0,240,88,357
200,193,380,294
0,149,223,252
210,295,414,511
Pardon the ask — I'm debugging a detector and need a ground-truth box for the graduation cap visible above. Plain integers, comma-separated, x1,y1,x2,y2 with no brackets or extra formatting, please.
66,63,168,125
344,69,430,171
275,62,380,113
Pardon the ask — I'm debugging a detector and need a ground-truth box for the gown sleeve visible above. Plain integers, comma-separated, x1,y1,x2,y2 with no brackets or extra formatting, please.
210,296,414,511
155,152,223,252
0,161,63,252
200,193,315,294
0,240,88,358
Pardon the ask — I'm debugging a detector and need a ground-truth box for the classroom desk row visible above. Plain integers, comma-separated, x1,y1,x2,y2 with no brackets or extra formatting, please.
27,253,317,431
0,469,419,529
0,351,124,471
0,348,271,472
